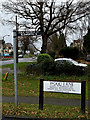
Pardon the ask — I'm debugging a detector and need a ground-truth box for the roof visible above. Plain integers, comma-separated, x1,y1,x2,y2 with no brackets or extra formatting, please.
5,43,12,47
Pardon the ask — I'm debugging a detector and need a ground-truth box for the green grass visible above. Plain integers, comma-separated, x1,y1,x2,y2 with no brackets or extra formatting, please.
2,62,90,119
2,73,89,100
2,103,89,119
1,58,13,61
2,62,36,73
24,54,35,58
2,62,90,99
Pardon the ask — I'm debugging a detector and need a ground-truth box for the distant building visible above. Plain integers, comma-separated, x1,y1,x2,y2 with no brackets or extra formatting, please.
70,38,84,51
5,43,13,53
0,41,13,56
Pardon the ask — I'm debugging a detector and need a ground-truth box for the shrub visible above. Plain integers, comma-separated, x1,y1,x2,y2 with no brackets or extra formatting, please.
40,59,55,75
37,54,53,63
55,61,85,76
26,59,55,75
26,63,36,74
26,57,85,76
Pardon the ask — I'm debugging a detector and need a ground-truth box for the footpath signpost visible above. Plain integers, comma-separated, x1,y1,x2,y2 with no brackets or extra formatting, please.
39,79,86,114
13,29,41,106
13,30,18,106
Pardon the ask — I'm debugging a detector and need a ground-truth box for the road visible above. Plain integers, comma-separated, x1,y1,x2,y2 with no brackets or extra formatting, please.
0,57,37,65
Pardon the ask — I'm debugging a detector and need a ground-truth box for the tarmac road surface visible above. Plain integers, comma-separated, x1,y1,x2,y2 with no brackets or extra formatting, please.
0,57,37,66
2,96,90,106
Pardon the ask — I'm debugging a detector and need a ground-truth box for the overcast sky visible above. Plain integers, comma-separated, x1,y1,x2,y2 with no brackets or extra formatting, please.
0,0,68,45
0,0,14,44
0,0,88,46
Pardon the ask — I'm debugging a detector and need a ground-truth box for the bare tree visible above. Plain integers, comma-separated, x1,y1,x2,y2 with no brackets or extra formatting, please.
3,0,90,53
18,36,30,54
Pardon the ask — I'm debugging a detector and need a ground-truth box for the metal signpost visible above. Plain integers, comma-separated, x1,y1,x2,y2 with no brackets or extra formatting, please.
13,29,41,106
13,30,18,106
18,30,41,36
39,79,86,114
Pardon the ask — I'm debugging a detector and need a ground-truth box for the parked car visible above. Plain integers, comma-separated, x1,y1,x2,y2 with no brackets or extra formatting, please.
86,54,90,62
34,51,40,56
18,54,23,58
55,58,87,67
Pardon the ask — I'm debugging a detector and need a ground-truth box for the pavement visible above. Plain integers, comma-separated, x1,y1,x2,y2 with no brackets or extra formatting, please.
2,96,90,106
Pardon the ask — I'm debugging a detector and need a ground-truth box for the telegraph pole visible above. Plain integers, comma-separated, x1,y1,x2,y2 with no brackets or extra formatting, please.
16,15,18,63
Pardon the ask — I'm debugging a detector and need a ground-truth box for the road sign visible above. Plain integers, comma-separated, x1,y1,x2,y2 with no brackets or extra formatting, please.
39,79,86,114
17,30,41,36
43,81,81,94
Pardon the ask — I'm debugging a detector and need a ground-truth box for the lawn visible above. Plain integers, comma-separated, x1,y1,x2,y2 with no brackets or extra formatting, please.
2,72,89,100
2,62,34,72
2,62,90,99
2,62,90,119
2,103,89,119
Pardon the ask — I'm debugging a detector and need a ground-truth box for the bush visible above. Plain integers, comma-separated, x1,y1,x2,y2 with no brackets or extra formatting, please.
55,61,85,76
37,54,53,63
26,63,36,74
26,59,55,75
26,60,85,76
40,59,55,75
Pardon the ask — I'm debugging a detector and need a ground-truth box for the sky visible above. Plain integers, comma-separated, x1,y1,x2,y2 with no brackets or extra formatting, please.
0,0,68,45
0,0,88,46
0,0,14,44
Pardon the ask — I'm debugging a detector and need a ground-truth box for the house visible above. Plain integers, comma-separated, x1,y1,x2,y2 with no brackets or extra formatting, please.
5,43,13,53
71,38,84,51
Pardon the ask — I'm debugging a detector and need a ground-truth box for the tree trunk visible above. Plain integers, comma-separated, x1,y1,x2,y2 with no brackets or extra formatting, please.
41,34,48,54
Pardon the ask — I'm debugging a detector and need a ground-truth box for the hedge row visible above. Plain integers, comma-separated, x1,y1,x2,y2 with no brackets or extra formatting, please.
26,54,86,76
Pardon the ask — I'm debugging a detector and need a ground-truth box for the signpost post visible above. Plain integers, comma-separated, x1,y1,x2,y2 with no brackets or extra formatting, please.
81,81,86,114
13,30,18,106
13,29,41,106
39,79,44,110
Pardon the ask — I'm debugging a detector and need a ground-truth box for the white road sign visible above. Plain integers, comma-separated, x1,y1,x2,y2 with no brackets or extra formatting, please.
18,31,41,36
43,81,81,94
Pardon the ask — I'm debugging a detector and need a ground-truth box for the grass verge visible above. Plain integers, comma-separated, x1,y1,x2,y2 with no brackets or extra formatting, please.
2,62,36,73
2,73,89,100
2,103,89,119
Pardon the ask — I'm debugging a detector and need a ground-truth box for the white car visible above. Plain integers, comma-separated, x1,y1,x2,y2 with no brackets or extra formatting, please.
18,54,23,58
55,58,87,67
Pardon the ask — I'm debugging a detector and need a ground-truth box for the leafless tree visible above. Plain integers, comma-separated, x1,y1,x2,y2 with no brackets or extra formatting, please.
3,0,90,53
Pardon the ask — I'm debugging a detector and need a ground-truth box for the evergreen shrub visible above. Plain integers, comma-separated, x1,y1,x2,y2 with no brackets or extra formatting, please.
37,54,53,63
